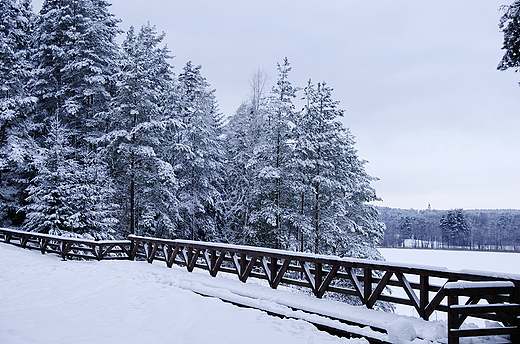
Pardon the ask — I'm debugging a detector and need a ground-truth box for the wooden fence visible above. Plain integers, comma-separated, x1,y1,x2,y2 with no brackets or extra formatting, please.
0,228,132,261
1,228,519,343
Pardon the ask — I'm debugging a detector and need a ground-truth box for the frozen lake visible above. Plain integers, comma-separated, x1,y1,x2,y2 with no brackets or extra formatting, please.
379,247,520,275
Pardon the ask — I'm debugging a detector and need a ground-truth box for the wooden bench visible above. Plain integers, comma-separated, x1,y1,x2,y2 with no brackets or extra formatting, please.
445,281,520,344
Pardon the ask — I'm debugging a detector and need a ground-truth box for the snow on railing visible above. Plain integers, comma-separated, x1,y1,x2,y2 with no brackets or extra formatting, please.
1,228,519,343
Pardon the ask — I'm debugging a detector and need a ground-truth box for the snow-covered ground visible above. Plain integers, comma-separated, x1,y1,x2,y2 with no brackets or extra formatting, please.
1,243,518,344
380,247,520,334
379,247,520,276
0,243,372,344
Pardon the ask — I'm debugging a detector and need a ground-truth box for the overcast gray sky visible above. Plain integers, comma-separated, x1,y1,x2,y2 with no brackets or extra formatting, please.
33,0,520,210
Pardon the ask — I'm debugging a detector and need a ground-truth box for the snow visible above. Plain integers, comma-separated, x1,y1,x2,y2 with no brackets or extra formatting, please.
0,243,366,344
1,243,518,344
387,318,417,343
379,248,520,277
444,281,515,290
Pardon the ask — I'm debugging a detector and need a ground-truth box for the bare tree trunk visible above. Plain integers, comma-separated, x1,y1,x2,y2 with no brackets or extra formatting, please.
314,183,320,254
300,193,305,252
129,172,135,235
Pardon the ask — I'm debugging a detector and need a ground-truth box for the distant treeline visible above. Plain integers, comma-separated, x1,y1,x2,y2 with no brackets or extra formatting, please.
378,207,520,251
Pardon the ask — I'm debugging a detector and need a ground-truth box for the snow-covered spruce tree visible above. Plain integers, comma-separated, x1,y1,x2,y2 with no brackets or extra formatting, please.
102,24,178,238
171,61,224,242
0,0,35,225
23,118,117,238
293,80,384,257
20,0,121,236
222,70,269,245
249,58,298,249
440,209,470,248
30,0,120,142
498,1,520,74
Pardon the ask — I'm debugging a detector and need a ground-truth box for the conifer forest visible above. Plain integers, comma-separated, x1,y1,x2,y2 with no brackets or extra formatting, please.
0,0,385,259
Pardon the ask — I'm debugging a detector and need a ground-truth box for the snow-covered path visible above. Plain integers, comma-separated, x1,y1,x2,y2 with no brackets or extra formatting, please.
0,243,369,344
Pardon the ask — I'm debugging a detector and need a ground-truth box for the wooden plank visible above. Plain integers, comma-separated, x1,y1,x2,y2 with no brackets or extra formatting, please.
424,282,450,319
450,326,518,338
186,248,201,272
316,263,341,299
232,253,242,275
20,234,29,248
118,243,132,259
210,250,227,277
396,272,421,313
450,303,520,314
163,244,173,266
39,238,48,254
300,261,316,290
129,239,141,260
92,244,101,260
367,271,393,309
240,254,259,283
181,247,190,266
59,241,72,260
100,243,125,260
147,242,160,263
261,256,272,281
271,259,290,289
346,267,364,302
445,286,516,297
452,295,481,328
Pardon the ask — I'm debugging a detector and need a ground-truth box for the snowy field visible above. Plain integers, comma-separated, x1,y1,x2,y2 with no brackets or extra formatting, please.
379,247,520,276
1,243,519,344
380,247,520,326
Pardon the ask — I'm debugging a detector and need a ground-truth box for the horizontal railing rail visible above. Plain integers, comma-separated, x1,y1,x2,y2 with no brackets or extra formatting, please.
1,228,518,343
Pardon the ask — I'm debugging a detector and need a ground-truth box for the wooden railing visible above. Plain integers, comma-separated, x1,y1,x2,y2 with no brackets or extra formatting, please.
0,228,132,260
129,235,520,343
1,228,519,343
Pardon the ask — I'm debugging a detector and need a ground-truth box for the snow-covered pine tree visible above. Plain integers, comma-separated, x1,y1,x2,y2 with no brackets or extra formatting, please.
294,80,384,257
30,0,120,142
251,58,298,249
102,24,177,238
440,209,470,248
172,61,224,241
222,70,269,245
498,1,520,74
0,0,33,134
0,0,35,225
23,118,117,238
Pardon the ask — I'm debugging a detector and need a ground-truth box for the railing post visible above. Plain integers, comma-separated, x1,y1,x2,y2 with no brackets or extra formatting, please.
210,249,217,268
240,253,247,277
270,257,278,289
364,268,372,305
128,237,135,260
420,275,429,320
447,292,459,344
315,263,323,298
